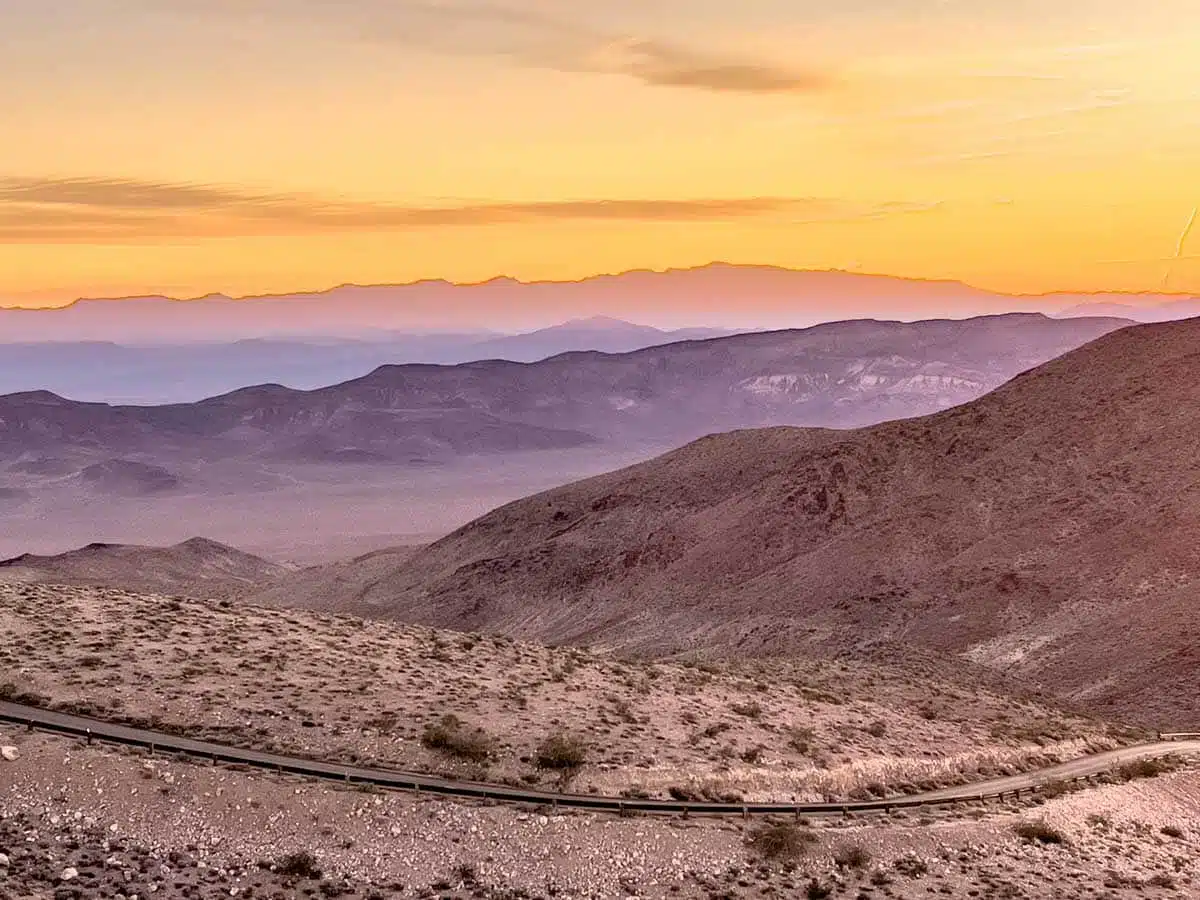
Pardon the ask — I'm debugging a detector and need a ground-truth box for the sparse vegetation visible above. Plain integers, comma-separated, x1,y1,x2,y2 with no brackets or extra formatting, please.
276,850,323,880
746,822,817,862
535,732,588,770
892,853,929,878
833,844,872,870
1116,756,1178,782
421,715,495,763
1014,820,1068,846
0,582,1135,804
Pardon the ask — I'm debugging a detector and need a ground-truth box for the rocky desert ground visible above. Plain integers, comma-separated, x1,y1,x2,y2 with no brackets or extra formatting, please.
1,567,1197,900
0,583,1141,805
1,727,1196,899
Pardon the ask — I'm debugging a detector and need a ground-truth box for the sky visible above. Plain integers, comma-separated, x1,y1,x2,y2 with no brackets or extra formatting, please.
3,0,1199,307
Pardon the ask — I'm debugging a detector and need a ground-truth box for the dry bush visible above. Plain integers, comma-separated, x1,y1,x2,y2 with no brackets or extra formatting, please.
833,843,872,870
1013,820,1068,846
746,822,818,862
275,851,322,880
421,714,495,763
535,732,588,770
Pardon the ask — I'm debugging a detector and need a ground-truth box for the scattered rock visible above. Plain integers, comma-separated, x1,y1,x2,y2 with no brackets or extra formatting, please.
60,867,79,881
1,745,18,761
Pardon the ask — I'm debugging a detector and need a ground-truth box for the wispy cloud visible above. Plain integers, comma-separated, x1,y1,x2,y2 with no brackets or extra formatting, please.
0,175,930,242
168,0,830,95
567,37,827,93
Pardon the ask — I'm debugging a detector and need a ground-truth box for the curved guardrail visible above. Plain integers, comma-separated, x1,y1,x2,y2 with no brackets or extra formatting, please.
0,701,1187,818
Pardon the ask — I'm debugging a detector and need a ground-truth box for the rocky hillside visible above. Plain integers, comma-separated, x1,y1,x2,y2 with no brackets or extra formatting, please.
319,317,1200,728
0,314,1126,469
0,537,286,598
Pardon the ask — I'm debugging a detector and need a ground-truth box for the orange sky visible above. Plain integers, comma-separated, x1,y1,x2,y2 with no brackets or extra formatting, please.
3,0,1199,308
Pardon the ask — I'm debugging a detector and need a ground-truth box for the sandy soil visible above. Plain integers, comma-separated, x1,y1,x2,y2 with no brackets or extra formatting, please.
0,583,1138,804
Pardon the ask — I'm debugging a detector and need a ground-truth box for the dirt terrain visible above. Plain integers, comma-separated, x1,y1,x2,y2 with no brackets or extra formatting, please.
0,583,1138,804
0,730,1196,899
328,317,1200,729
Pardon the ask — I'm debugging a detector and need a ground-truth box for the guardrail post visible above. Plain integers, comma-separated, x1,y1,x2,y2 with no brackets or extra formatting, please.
742,806,748,821
26,719,34,732
86,729,93,746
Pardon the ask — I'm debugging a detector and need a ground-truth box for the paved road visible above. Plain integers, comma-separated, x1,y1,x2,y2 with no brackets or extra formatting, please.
2,701,1196,817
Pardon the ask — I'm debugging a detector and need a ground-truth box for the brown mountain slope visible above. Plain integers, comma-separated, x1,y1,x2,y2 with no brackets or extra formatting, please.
334,318,1200,728
0,537,287,599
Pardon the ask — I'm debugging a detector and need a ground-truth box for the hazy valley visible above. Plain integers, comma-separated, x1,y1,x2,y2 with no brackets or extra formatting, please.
1,312,1125,560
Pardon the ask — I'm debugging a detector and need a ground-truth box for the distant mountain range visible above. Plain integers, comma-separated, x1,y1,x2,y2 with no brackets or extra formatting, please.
0,317,733,404
0,314,1127,476
5,264,1197,343
305,315,1200,728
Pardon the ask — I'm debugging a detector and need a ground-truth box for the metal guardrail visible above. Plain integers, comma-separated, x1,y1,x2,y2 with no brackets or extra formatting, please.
1160,732,1200,741
0,702,1181,818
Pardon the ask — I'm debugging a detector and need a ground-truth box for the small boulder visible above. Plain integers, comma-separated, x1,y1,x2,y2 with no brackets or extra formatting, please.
61,867,79,881
0,746,18,762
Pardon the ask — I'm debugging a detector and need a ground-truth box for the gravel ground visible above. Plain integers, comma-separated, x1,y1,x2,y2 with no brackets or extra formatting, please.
2,732,1197,899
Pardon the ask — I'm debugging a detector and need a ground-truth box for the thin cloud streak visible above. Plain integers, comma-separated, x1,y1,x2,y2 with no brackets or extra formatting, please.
0,175,935,242
169,0,829,95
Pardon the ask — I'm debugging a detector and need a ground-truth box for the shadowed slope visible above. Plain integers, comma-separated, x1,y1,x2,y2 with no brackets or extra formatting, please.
334,318,1200,727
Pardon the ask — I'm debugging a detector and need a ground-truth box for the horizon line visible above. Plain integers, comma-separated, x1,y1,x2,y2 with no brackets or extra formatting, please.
3,261,1199,313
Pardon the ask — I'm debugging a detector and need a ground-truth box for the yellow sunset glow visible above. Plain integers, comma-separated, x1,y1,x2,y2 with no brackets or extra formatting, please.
3,1,1198,307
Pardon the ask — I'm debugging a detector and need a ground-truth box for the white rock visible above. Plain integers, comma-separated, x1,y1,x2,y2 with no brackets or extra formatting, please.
0,852,10,867
0,746,18,762
61,867,79,881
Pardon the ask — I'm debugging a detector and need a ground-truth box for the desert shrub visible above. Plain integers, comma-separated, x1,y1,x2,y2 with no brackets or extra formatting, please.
1160,825,1185,839
892,854,929,878
1014,820,1068,845
1117,757,1176,781
535,732,588,770
865,720,887,738
834,844,872,870
421,714,495,763
276,851,322,879
746,822,817,862
788,726,816,755
1039,779,1074,799
740,746,764,764
805,879,832,899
